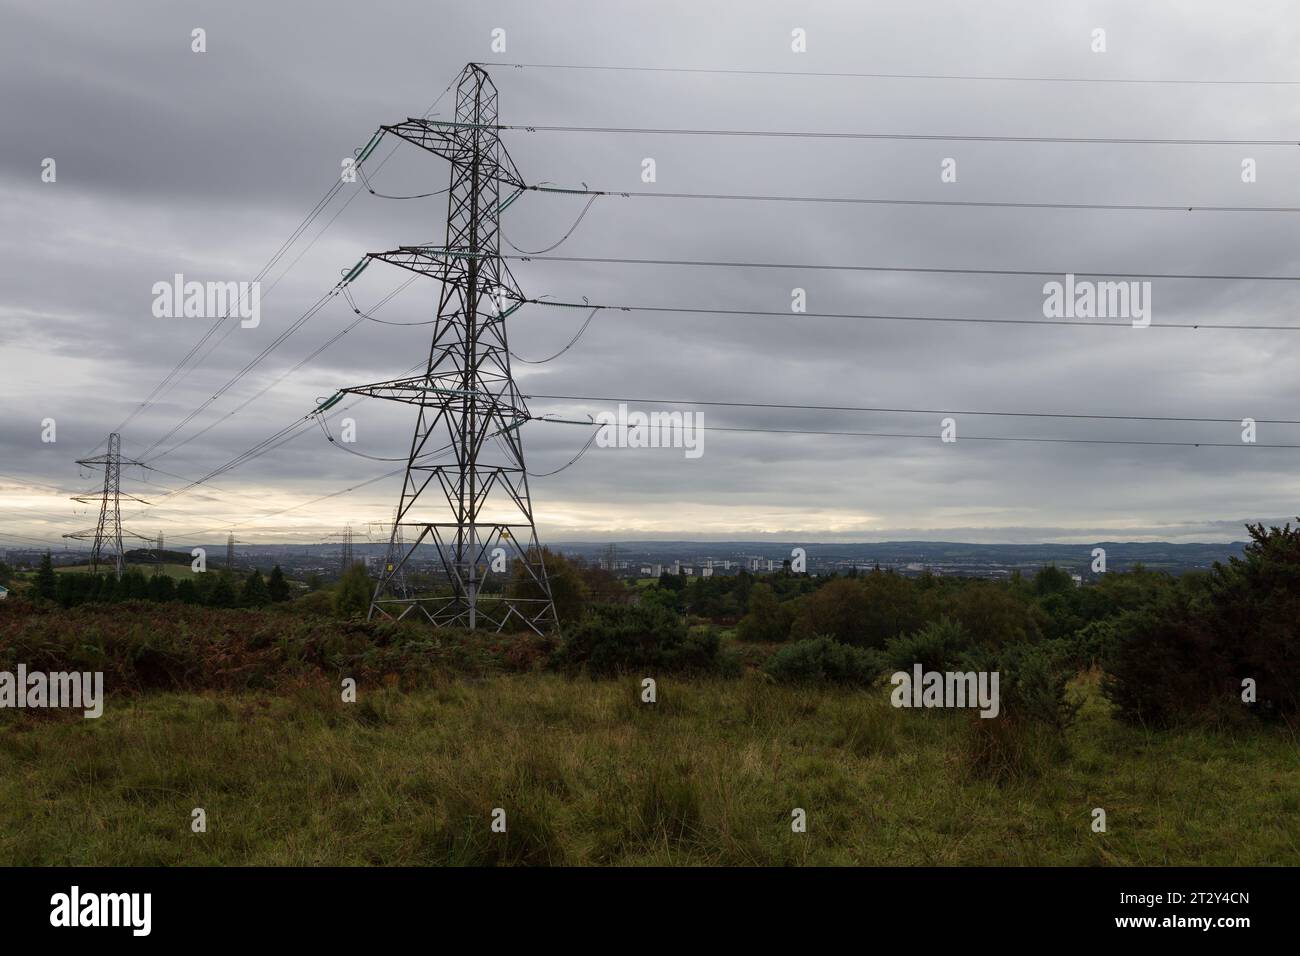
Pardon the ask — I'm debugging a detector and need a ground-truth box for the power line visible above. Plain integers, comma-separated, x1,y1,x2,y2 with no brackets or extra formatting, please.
525,394,1300,426
124,359,427,520
0,530,77,547
518,297,1300,332
538,416,1300,449
166,467,406,540
483,61,1300,87
101,183,347,446
147,276,424,464
527,183,1300,215
107,74,461,456
511,306,599,363
497,122,1300,147
136,288,342,458
507,254,1300,283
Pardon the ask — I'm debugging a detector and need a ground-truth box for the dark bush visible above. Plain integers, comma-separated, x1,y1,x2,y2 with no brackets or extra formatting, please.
549,604,721,676
735,582,793,642
1208,522,1300,719
763,637,881,685
789,571,930,649
1102,599,1229,726
881,616,970,673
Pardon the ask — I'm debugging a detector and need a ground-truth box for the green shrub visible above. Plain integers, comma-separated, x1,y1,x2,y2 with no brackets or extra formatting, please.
945,581,1042,649
1102,600,1227,727
978,639,1081,729
881,616,970,673
734,583,793,642
549,604,720,676
1071,619,1118,669
1207,522,1300,719
333,563,372,618
789,571,930,648
764,637,881,686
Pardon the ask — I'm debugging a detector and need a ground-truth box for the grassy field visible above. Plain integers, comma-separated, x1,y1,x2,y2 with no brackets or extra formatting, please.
1,672,1295,866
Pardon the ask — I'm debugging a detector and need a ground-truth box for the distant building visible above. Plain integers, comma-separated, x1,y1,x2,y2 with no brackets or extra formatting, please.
0,585,9,600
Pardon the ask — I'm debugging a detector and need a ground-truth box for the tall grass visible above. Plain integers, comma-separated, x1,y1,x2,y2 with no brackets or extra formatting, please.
1,673,1295,865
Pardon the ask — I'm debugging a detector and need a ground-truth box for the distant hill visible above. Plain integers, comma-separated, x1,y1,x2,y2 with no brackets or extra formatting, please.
124,548,195,565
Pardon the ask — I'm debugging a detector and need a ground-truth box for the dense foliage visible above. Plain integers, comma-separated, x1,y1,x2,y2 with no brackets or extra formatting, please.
5,522,1296,726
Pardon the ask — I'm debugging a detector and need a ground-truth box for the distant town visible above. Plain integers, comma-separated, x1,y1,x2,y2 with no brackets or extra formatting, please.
0,538,1250,585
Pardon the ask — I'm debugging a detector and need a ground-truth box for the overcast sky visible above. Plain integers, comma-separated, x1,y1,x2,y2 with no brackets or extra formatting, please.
3,0,1300,549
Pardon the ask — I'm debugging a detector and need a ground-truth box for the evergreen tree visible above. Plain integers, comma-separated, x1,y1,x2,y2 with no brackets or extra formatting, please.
208,572,236,608
333,562,372,618
175,578,199,604
241,569,271,607
148,571,176,602
119,568,150,600
34,552,57,601
267,564,291,602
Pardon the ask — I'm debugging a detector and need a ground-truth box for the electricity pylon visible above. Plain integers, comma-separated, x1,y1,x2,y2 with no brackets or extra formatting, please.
63,432,151,579
340,525,354,572
325,525,357,573
369,509,409,598
339,63,557,634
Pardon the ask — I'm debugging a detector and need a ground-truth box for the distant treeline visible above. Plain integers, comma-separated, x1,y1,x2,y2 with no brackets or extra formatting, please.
8,524,1298,729
653,523,1297,726
28,553,291,608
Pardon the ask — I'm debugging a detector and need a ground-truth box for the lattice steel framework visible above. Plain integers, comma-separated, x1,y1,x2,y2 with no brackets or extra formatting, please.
340,525,354,572
63,432,151,579
342,64,557,633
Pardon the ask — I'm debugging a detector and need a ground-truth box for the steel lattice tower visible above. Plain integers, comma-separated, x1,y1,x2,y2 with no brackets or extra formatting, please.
380,508,410,598
64,432,149,579
341,64,557,633
340,525,354,572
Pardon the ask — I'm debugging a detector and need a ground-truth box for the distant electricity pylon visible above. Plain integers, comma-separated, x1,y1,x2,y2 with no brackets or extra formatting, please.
370,509,409,597
325,525,357,573
340,63,557,633
63,432,151,579
340,524,354,572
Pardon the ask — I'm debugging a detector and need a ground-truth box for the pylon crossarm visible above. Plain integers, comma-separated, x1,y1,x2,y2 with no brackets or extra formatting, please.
341,382,531,421
379,120,526,190
71,492,150,505
367,245,521,278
